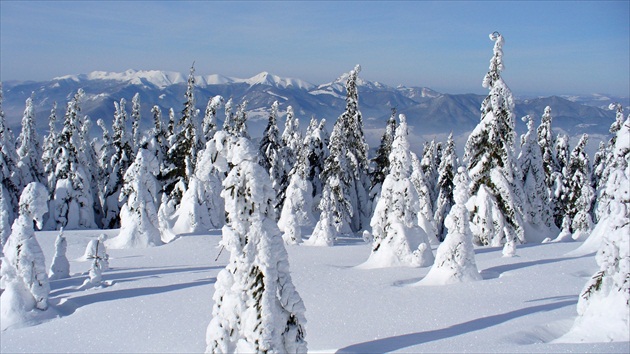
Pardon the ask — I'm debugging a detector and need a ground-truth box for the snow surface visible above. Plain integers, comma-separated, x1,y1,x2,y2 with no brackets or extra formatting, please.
1,229,628,353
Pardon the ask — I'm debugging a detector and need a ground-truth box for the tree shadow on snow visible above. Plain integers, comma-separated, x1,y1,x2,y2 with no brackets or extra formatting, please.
50,265,220,297
335,299,576,353
480,255,591,278
53,275,217,317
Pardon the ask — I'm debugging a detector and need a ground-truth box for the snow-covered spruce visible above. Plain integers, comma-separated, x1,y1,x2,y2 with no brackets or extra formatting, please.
206,137,307,353
369,108,397,211
83,234,110,271
278,147,315,245
48,228,70,280
0,182,50,330
434,133,458,241
0,83,20,229
361,114,434,268
411,153,439,245
16,95,45,189
557,115,629,343
172,132,228,234
518,115,554,230
302,117,329,214
258,101,284,213
565,134,595,241
464,32,524,251
109,148,163,249
420,167,481,285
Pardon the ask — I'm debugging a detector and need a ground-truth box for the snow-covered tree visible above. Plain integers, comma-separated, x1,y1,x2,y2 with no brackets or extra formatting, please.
421,167,481,285
258,101,284,203
42,102,59,193
232,100,250,139
565,134,594,240
316,65,370,236
0,182,50,330
518,115,553,228
48,228,70,280
206,137,307,353
131,92,142,152
202,95,224,144
464,32,524,249
82,234,109,289
101,98,133,229
172,132,228,235
363,114,434,268
420,139,440,209
411,154,439,245
277,106,302,208
434,133,458,241
46,90,97,230
0,83,20,227
16,95,45,189
553,134,571,227
278,148,314,245
369,108,397,205
537,106,559,190
560,115,629,342
109,148,163,248
302,117,329,210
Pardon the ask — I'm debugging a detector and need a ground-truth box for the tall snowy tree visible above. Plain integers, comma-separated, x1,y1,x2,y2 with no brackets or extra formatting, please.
420,166,481,285
42,102,59,193
101,98,133,229
206,137,307,353
16,95,45,189
131,92,142,153
560,115,629,342
277,106,302,209
363,114,434,268
109,148,163,248
369,108,397,205
258,101,284,204
302,117,329,211
201,95,224,144
463,32,524,251
518,115,553,229
0,182,50,331
420,139,440,210
46,90,97,230
315,65,370,236
434,132,458,241
0,83,20,227
411,153,439,245
565,134,595,240
553,134,571,227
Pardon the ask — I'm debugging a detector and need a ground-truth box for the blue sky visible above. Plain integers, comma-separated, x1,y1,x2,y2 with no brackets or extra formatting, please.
1,1,628,96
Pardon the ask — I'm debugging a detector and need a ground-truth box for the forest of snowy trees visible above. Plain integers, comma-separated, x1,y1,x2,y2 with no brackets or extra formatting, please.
1,32,628,350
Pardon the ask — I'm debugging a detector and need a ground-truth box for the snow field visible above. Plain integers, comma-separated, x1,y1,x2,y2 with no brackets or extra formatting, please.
1,230,628,353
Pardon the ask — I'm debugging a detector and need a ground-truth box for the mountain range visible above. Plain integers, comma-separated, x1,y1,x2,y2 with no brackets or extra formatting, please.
2,69,627,154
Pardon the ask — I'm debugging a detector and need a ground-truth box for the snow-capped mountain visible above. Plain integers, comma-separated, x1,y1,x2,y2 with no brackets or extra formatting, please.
2,69,623,154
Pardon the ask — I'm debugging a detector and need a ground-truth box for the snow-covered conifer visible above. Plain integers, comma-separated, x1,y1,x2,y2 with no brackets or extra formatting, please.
206,137,307,353
258,101,284,201
277,106,302,208
0,182,50,330
420,139,440,209
537,106,559,191
46,90,97,230
565,134,594,240
518,115,553,228
434,133,458,241
82,234,109,288
222,98,234,134
232,100,250,139
363,114,434,268
421,167,481,284
202,95,224,144
464,32,524,248
302,117,329,210
278,148,314,245
369,108,397,205
0,84,20,226
16,95,45,189
42,102,59,193
552,134,571,227
410,154,439,245
110,148,163,248
172,132,228,234
131,92,142,153
559,115,629,342
316,65,370,235
48,228,70,280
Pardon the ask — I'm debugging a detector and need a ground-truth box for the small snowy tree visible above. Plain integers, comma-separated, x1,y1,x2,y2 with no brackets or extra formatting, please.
421,167,481,285
48,228,70,280
206,137,307,353
302,117,329,210
0,182,50,330
110,148,163,248
363,114,434,268
16,95,45,189
565,134,595,240
82,234,109,288
434,133,458,241
369,108,397,208
518,115,553,228
278,148,314,245
202,95,224,144
559,115,629,342
411,154,439,245
464,32,524,249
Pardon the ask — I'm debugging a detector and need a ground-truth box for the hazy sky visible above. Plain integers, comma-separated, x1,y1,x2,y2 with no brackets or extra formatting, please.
1,1,628,96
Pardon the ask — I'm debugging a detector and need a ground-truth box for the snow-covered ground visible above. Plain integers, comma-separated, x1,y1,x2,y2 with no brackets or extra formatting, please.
1,229,628,353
